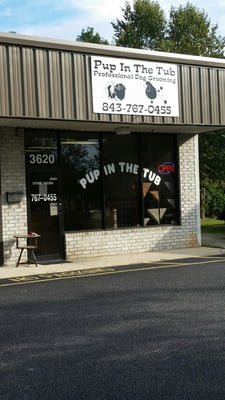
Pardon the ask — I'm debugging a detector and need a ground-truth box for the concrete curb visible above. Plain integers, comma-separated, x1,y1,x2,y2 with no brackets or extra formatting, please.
1,246,225,280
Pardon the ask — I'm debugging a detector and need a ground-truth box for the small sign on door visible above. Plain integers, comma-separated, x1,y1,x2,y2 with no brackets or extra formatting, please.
50,203,58,216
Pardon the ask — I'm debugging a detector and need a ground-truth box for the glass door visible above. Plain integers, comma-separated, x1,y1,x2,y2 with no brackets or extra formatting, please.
25,131,64,261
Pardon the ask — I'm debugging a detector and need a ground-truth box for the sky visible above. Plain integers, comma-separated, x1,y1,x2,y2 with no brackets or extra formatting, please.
0,0,225,44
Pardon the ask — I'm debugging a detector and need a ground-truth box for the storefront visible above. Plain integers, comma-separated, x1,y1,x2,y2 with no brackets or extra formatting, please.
24,130,178,261
0,33,225,265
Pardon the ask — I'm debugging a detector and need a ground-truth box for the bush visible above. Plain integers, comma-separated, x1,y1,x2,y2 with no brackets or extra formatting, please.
203,181,225,218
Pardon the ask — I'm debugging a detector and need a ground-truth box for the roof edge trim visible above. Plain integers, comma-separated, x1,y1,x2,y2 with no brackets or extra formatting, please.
1,32,225,68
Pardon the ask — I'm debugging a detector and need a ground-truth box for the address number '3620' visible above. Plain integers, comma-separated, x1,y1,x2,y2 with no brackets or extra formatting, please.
29,154,55,164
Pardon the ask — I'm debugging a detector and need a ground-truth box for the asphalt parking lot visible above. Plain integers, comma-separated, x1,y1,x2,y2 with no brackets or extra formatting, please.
1,256,225,400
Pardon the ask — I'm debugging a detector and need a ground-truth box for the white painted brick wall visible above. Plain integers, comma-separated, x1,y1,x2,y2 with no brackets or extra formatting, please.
0,128,27,265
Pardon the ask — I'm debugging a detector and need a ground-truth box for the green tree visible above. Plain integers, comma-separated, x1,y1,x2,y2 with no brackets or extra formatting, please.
199,132,225,218
111,1,225,56
201,180,225,219
111,0,166,50
164,2,225,56
76,27,109,45
199,133,225,183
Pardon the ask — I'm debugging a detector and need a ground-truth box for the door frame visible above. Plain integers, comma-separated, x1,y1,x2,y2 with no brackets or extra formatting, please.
25,132,65,261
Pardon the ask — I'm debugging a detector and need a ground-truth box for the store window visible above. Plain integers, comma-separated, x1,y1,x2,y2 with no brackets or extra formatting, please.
103,134,140,228
141,135,178,225
61,133,101,230
61,132,179,231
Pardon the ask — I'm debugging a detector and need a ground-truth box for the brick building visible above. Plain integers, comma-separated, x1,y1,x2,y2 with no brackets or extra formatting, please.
0,33,224,265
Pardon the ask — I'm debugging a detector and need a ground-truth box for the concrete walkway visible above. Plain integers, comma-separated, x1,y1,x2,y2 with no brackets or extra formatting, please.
1,239,225,280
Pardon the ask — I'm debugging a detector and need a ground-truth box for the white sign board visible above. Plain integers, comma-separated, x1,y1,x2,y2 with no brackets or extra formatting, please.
91,56,179,117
